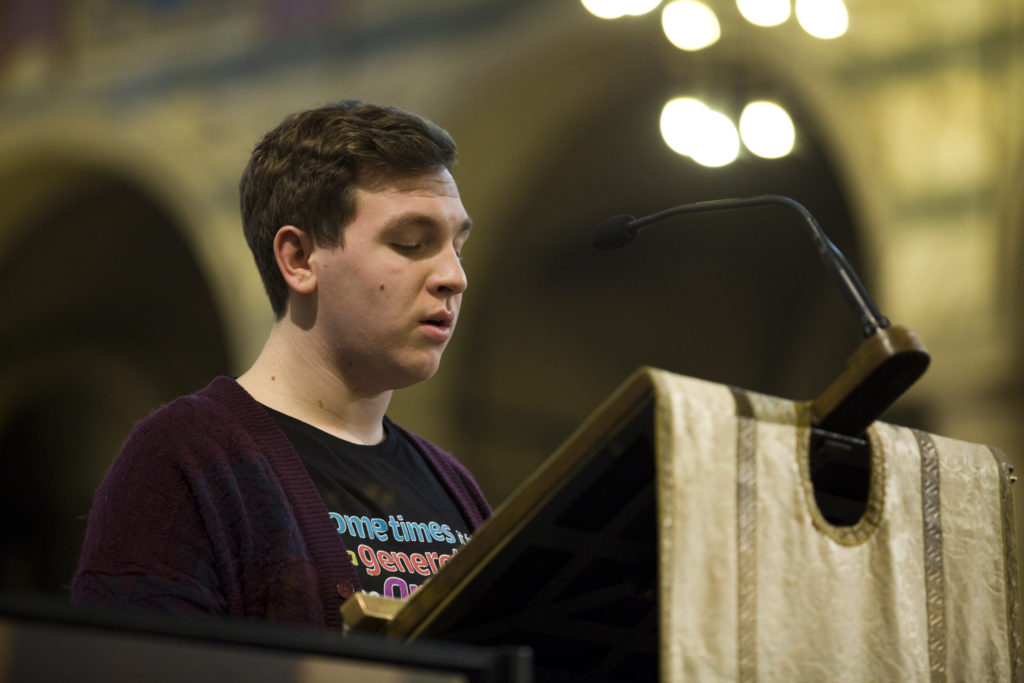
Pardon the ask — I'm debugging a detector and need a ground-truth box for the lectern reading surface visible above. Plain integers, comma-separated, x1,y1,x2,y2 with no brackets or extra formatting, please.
385,380,660,682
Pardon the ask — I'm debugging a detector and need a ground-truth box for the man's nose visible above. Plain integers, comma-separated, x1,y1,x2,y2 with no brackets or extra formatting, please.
429,247,468,295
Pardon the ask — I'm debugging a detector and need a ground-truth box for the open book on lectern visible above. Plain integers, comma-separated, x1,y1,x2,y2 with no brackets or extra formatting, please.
342,366,1021,682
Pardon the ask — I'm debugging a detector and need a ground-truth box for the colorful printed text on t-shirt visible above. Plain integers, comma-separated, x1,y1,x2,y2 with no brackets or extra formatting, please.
329,512,471,599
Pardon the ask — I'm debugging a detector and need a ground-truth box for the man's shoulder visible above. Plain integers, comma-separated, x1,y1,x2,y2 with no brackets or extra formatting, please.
134,376,239,428
123,376,263,455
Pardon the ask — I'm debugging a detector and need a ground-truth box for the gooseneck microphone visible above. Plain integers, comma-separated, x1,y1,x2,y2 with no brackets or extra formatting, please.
592,194,889,339
592,194,930,436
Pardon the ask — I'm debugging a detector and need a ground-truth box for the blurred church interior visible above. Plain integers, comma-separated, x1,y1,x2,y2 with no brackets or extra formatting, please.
0,0,1022,603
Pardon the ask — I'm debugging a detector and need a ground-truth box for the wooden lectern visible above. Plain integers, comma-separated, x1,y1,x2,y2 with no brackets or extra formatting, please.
345,366,1022,682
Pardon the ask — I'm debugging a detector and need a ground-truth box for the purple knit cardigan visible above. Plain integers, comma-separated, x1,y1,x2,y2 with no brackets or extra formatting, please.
72,376,490,630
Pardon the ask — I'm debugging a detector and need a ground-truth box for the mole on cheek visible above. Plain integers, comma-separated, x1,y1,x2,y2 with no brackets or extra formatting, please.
379,284,386,291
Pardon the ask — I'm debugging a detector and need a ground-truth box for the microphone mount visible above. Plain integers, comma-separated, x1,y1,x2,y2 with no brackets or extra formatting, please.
593,194,889,339
591,194,930,439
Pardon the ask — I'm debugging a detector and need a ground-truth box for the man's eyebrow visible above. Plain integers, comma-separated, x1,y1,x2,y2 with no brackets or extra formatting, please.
383,212,472,234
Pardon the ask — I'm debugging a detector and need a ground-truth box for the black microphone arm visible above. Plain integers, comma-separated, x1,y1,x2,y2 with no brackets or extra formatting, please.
591,194,930,436
592,194,889,339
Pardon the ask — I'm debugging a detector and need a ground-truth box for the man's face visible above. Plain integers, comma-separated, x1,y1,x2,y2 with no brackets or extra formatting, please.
308,168,471,395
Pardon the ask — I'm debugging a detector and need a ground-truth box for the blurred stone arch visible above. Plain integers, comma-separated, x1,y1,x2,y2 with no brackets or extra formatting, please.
0,136,233,595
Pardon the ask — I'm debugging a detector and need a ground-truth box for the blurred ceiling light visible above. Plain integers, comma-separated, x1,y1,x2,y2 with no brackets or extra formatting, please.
581,0,662,19
690,110,740,167
660,97,711,157
661,97,739,167
736,0,791,27
795,0,848,39
739,101,795,158
662,0,721,51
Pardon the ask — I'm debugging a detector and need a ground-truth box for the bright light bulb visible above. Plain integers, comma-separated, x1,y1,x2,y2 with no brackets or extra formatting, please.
795,0,848,39
690,110,740,167
662,1,721,51
660,97,711,157
582,0,662,18
736,0,791,27
581,0,628,19
739,101,795,158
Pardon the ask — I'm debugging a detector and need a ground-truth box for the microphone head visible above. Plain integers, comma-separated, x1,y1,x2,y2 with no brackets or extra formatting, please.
592,215,638,249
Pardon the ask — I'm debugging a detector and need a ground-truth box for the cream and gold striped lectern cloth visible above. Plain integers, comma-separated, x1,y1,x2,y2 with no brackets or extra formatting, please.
646,369,1021,681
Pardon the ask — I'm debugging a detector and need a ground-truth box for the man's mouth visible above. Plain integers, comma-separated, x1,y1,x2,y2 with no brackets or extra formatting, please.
421,312,455,328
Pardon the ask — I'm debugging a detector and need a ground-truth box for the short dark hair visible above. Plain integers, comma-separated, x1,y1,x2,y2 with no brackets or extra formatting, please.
239,100,457,317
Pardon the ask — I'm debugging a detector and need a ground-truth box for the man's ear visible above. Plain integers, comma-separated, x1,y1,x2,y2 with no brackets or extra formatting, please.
273,225,317,296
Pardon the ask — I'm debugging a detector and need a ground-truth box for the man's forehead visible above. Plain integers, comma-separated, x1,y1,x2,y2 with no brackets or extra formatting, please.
356,168,459,196
350,169,471,232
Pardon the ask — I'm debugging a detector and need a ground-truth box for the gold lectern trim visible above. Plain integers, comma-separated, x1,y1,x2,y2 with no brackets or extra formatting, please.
730,387,758,683
913,429,947,681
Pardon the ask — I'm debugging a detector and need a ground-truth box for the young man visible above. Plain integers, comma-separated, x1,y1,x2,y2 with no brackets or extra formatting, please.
72,101,491,630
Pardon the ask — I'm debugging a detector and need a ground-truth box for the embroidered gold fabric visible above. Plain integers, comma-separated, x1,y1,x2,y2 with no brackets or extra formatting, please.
647,368,1022,682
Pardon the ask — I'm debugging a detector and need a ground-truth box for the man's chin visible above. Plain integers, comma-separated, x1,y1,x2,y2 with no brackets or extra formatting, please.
389,360,442,391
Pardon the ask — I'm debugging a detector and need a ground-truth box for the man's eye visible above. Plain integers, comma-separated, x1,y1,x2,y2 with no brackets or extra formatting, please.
392,243,421,252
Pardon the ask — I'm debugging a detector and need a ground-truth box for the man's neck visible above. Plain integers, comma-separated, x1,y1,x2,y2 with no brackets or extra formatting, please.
237,323,392,445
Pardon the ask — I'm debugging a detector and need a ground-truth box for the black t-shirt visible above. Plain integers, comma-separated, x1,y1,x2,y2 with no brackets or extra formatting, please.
264,407,472,599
